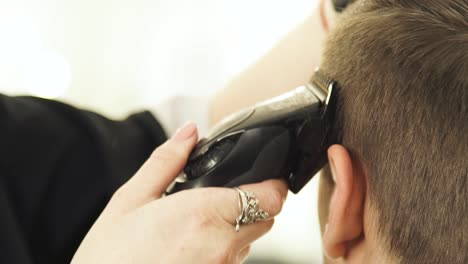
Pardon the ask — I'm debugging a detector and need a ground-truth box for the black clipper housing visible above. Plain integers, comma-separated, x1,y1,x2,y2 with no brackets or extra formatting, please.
167,70,337,194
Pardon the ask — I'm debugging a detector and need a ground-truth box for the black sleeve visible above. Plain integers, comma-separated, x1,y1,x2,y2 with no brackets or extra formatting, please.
0,94,167,264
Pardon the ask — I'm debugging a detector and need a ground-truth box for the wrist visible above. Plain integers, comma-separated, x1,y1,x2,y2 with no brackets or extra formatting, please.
319,0,339,32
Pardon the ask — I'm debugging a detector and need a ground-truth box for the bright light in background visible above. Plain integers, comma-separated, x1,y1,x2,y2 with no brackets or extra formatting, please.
224,0,318,76
0,12,43,93
0,8,71,99
23,51,72,99
138,0,319,105
0,13,42,60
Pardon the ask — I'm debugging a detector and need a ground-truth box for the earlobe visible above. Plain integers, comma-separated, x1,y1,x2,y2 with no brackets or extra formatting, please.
323,145,366,260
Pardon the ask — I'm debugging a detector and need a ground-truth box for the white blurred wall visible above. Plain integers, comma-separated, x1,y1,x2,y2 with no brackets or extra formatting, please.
0,0,323,263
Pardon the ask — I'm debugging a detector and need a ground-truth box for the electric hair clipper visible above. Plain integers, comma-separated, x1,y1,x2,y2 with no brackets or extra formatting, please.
167,70,337,194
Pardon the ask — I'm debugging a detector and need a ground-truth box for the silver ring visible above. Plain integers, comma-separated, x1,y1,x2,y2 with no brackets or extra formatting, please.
234,187,269,232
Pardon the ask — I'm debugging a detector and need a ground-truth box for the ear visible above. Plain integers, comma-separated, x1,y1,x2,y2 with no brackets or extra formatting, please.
323,145,366,259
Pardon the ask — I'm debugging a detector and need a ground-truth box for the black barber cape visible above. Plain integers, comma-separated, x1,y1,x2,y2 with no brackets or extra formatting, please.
0,94,167,264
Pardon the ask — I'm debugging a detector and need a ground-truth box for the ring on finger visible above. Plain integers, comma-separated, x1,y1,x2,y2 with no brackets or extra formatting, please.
234,187,269,232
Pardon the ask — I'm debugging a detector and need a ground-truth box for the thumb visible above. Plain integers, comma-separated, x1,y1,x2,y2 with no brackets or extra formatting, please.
113,122,198,212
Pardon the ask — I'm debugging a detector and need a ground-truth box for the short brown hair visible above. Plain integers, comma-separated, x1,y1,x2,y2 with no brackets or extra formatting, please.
321,0,467,263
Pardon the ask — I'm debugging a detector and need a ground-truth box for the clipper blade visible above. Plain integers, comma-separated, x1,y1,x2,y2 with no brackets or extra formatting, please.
306,69,336,107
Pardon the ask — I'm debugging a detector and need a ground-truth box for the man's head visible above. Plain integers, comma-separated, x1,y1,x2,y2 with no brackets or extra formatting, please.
317,1,468,263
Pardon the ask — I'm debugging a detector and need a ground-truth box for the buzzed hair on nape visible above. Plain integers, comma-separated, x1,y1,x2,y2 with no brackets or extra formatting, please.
320,0,468,263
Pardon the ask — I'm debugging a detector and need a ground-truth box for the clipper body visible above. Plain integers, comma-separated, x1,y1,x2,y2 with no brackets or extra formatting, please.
167,71,337,194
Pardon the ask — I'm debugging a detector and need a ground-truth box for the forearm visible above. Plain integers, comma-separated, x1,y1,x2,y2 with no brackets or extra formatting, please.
209,7,327,125
0,94,166,263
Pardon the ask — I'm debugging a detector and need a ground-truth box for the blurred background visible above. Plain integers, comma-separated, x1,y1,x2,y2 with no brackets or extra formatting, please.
0,0,323,263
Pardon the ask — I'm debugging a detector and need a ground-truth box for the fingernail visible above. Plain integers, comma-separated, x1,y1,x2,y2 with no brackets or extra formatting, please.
324,223,329,235
173,122,197,141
